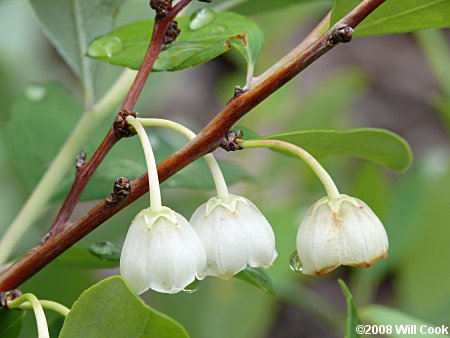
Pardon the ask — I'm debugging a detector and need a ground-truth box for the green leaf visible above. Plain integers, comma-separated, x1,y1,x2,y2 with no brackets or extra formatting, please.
395,164,450,324
88,11,264,72
54,246,118,269
235,267,274,295
415,30,450,134
338,279,361,338
415,29,450,99
6,83,83,192
29,0,124,78
59,276,190,338
256,128,413,172
331,0,450,36
0,308,25,338
361,305,443,338
219,0,325,15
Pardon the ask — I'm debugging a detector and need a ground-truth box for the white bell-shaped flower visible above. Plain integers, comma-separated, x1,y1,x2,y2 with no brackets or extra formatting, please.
120,206,207,294
190,194,277,279
296,194,388,276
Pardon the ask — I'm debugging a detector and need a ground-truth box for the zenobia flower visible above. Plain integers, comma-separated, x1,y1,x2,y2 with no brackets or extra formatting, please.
190,194,277,279
120,206,207,294
296,194,388,276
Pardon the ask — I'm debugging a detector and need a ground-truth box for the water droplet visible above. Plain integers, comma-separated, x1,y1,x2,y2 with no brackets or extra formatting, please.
289,251,303,272
182,279,202,293
25,84,46,101
189,8,215,30
88,36,123,58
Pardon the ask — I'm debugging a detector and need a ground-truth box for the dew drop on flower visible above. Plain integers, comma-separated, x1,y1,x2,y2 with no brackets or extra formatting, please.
25,84,46,102
289,250,303,272
182,279,202,293
189,8,215,30
88,36,123,58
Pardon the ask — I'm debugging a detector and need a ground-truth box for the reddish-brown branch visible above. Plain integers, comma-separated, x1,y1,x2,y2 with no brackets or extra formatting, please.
0,0,385,291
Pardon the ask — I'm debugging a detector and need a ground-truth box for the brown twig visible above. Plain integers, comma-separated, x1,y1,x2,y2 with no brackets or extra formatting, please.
0,0,385,291
46,128,119,236
121,0,190,111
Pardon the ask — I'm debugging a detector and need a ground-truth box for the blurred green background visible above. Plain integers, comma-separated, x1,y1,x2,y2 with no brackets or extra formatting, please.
0,0,449,337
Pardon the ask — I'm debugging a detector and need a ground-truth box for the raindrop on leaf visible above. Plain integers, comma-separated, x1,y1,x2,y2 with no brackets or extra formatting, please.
189,8,215,31
88,36,123,58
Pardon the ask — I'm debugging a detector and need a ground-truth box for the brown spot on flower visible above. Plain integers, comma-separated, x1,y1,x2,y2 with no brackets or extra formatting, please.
310,251,388,276
313,264,340,276
347,251,389,268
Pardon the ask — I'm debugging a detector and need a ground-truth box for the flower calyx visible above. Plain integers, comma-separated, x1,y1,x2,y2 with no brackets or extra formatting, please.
205,194,249,216
135,206,179,229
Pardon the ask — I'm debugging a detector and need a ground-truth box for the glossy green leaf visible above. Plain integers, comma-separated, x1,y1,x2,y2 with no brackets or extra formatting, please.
59,276,190,338
338,279,361,338
256,128,412,172
331,0,450,36
218,0,324,15
54,246,118,269
361,305,443,338
88,11,264,72
29,0,124,78
235,267,274,295
0,308,25,338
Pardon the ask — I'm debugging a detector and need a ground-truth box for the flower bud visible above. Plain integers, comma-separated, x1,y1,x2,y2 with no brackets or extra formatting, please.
190,195,277,279
296,194,388,276
120,206,207,294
